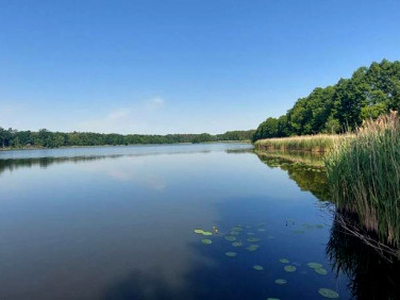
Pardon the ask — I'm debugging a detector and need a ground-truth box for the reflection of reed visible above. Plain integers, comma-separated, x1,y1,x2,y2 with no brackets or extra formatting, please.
327,212,400,299
255,151,330,201
255,150,325,166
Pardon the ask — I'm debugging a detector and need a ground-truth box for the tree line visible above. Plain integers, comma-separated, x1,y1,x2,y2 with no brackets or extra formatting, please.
0,127,255,149
253,59,400,141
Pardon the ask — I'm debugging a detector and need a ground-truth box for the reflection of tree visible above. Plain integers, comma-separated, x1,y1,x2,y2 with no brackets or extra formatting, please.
327,213,400,300
0,155,118,175
255,151,330,201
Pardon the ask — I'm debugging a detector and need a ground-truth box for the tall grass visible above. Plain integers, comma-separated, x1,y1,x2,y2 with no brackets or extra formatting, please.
254,134,352,152
326,112,400,254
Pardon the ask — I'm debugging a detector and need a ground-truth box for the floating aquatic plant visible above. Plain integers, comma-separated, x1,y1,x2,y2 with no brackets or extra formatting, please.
279,258,290,264
284,265,296,272
247,237,261,243
194,229,204,234
267,298,280,300
230,231,240,236
232,226,243,232
202,239,212,245
232,241,243,247
318,288,339,298
224,236,236,242
253,265,263,271
225,252,237,257
247,232,255,236
293,230,305,234
202,231,213,236
314,268,328,275
275,279,287,285
246,244,260,251
315,224,324,229
307,262,323,269
257,228,266,232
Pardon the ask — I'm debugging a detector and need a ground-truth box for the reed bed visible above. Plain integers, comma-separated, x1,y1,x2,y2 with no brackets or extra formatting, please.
254,134,352,152
326,112,400,255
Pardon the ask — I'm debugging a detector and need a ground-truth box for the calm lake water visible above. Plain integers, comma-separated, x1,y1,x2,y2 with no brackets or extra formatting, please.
0,143,386,299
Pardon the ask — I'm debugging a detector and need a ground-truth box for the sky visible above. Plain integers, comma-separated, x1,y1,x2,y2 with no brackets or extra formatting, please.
1,0,400,134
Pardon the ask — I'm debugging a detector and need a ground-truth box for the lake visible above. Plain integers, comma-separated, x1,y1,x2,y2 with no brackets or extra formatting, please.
0,143,391,299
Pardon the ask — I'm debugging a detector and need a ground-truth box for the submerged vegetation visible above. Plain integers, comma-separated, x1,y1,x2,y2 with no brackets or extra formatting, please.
326,112,400,255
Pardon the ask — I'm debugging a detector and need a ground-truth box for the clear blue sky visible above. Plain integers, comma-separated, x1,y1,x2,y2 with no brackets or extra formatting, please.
1,0,399,134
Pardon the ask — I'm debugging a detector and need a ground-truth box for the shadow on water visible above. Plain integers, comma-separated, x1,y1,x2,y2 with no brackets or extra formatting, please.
256,150,400,300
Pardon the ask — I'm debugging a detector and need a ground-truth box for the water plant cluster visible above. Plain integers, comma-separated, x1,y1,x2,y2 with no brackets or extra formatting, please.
254,134,352,152
193,223,340,299
326,112,400,256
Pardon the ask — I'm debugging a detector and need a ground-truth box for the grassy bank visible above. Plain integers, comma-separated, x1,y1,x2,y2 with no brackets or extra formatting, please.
254,134,352,152
326,112,400,255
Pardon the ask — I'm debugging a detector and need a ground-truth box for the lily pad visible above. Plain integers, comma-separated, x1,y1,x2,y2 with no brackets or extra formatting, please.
267,298,280,300
232,227,243,232
225,251,237,257
201,239,212,245
224,235,237,242
275,279,287,285
284,265,296,272
247,237,261,243
246,244,260,252
230,231,240,236
247,232,255,236
307,262,323,269
232,241,243,247
318,288,339,298
202,231,213,236
253,265,263,271
314,268,328,275
279,258,290,264
257,228,266,232
316,224,324,229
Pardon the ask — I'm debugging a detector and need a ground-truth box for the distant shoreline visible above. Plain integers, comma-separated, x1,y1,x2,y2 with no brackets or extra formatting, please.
0,140,252,152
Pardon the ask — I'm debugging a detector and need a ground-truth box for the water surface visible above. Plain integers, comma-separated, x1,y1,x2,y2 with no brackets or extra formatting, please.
0,144,350,299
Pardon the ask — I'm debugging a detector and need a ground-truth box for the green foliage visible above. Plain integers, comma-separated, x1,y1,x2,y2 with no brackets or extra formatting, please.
326,112,400,253
253,59,400,141
0,128,255,149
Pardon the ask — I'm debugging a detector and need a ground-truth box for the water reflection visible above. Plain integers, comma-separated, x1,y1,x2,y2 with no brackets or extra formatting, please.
256,150,400,300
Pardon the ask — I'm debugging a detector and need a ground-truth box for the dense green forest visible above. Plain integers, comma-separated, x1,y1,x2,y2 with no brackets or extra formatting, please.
253,59,400,141
0,127,255,149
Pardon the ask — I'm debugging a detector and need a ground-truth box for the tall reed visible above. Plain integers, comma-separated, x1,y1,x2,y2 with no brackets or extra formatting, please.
326,112,400,254
255,134,352,152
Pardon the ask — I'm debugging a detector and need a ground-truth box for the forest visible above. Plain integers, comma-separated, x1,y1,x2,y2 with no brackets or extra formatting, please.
253,59,400,141
0,127,255,149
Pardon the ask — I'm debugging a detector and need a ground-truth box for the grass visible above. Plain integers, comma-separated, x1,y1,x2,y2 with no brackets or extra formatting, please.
254,134,352,152
326,112,400,255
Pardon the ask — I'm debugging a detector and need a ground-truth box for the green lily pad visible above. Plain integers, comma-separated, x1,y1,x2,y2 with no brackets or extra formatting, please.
201,239,212,245
267,298,280,300
232,241,243,247
318,288,339,298
246,244,260,252
247,237,261,243
230,231,240,236
202,231,213,236
253,265,263,271
316,224,324,229
247,232,255,236
194,229,204,234
267,235,275,239
284,265,296,272
245,225,252,229
279,258,290,264
315,268,328,275
275,279,287,285
224,235,236,242
257,228,266,232
307,262,323,269
225,251,237,257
